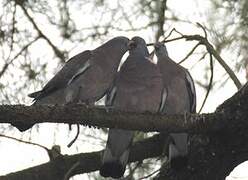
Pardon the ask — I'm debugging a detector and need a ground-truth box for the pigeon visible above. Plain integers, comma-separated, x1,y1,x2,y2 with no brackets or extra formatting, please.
154,42,196,170
11,36,130,132
100,37,165,178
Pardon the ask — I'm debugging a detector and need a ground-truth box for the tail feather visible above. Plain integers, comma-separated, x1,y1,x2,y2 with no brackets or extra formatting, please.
100,161,125,178
169,133,188,170
100,146,130,178
100,129,133,178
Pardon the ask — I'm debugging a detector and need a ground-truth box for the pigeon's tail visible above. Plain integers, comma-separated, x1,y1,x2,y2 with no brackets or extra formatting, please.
10,122,34,132
100,129,134,178
169,133,188,170
100,146,129,178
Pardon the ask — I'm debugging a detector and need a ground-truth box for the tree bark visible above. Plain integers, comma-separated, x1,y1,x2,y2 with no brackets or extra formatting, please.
0,134,165,180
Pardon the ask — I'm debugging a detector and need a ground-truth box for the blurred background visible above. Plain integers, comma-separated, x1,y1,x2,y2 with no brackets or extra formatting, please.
0,0,247,179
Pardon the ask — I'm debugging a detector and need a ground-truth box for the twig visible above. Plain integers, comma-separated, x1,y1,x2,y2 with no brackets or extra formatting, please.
0,36,40,79
139,167,161,180
190,52,208,69
0,134,49,152
164,28,177,41
178,42,201,64
198,53,214,113
67,124,80,148
164,33,241,89
196,22,208,39
146,28,182,46
0,134,61,161
18,4,65,61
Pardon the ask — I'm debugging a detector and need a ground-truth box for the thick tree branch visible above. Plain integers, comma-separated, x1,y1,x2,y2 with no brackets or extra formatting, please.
1,104,219,133
1,80,248,134
0,134,165,180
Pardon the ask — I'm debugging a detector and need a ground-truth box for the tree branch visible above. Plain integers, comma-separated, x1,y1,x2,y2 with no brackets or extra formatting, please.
164,34,242,89
0,36,40,79
0,81,248,134
0,104,218,133
17,3,65,61
0,134,165,180
148,30,242,89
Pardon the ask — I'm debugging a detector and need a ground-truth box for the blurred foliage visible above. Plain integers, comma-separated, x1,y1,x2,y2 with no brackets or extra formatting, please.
210,0,248,73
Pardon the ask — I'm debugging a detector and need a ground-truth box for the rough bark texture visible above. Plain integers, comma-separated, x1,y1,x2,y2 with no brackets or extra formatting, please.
0,134,165,180
0,104,241,134
0,82,248,179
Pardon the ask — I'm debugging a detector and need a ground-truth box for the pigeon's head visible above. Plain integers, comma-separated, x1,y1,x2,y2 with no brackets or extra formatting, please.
101,36,130,55
154,42,168,57
128,36,149,56
110,36,130,50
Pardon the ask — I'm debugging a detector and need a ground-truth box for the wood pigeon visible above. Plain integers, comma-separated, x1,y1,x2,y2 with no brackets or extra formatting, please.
154,42,196,170
100,37,166,178
11,36,130,132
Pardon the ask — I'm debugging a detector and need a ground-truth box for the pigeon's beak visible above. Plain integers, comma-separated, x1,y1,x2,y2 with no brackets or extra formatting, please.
128,40,135,50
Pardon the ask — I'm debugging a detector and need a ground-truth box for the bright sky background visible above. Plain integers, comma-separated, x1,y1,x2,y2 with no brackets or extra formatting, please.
0,0,247,179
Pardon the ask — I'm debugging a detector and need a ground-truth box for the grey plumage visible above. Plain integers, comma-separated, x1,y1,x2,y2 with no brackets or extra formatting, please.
154,42,196,170
11,36,129,132
100,37,164,178
65,36,130,104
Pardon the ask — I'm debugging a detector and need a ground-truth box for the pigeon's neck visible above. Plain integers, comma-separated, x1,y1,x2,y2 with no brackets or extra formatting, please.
157,55,175,65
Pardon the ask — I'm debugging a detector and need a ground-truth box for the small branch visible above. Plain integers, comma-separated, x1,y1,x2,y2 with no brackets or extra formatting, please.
178,42,201,64
0,36,40,79
0,134,50,153
164,34,241,89
67,124,80,148
196,22,208,39
164,28,177,40
147,27,241,89
0,134,62,161
18,4,65,61
198,53,214,113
